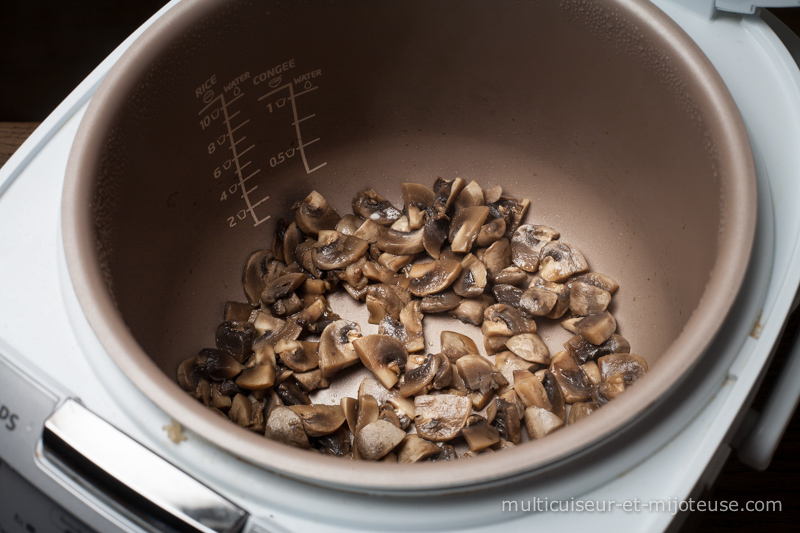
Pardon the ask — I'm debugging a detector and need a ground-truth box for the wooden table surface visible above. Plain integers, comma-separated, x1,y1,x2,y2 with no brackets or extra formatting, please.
2,113,798,530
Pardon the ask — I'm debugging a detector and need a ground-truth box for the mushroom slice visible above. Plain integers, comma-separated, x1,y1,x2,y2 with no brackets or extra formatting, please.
281,221,304,266
414,394,472,442
397,353,440,397
431,177,466,218
489,398,523,444
440,331,480,363
365,283,410,324
318,320,362,378
376,226,426,255
356,420,407,460
294,190,341,237
454,180,485,210
541,371,567,421
569,272,619,295
538,241,588,282
482,304,537,338
505,333,550,364
399,300,425,353
448,294,494,326
456,355,503,395
462,415,501,452
492,284,524,308
215,321,255,363
549,351,593,403
401,182,436,230
493,266,528,287
524,405,564,440
265,406,311,449
228,393,255,427
177,357,198,392
352,188,402,225
597,353,648,385
288,404,346,437
314,427,353,457
574,311,617,345
430,353,453,390
335,213,364,236
407,259,462,296
377,252,417,272
494,351,537,386
483,185,503,204
397,434,442,463
352,218,387,244
353,335,408,389
195,348,244,381
475,218,507,247
234,364,276,391
422,215,450,259
312,231,369,271
529,275,571,319
242,249,274,305
564,333,630,365
362,260,410,289
519,286,559,317
453,254,488,298
261,272,307,305
295,239,323,279
294,369,330,392
513,371,552,410
275,379,312,406
449,206,490,253
569,281,612,316
223,301,253,323
274,339,319,372
357,377,416,419
487,195,530,238
481,238,512,282
582,360,602,386
289,298,327,331
567,401,599,425
484,335,510,356
511,225,560,272
593,372,627,405
420,291,462,313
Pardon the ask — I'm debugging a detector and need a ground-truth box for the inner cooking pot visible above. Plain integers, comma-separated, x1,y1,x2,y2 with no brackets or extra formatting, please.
62,0,755,492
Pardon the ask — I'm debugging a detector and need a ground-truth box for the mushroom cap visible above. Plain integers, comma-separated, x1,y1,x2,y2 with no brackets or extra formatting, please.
312,231,369,271
265,406,311,449
242,249,274,306
440,331,480,363
377,227,426,255
510,224,559,272
420,291,462,314
538,241,588,282
407,259,463,296
481,238,512,281
318,320,362,378
475,218,507,248
449,205,491,253
397,353,441,397
549,352,593,403
353,334,409,389
575,311,617,345
288,404,346,437
453,180,486,211
569,281,612,316
353,188,402,225
462,416,501,452
567,401,598,425
487,195,530,238
505,333,550,364
397,434,442,463
453,254,488,298
597,353,648,384
356,420,407,460
234,364,276,390
523,405,564,440
414,394,472,442
294,190,341,236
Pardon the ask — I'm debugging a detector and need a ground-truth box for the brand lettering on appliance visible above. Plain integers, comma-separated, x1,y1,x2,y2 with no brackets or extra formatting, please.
0,402,19,431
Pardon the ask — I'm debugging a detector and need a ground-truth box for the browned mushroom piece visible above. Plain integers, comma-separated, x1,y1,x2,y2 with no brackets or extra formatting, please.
519,286,558,317
242,249,274,306
440,331,480,363
397,434,442,463
275,378,312,406
281,221,304,266
399,300,425,352
376,226,426,256
593,372,627,405
419,214,448,259
462,415,501,452
234,363,276,391
397,353,441,397
453,180,485,211
288,404,346,437
272,218,290,263
401,182,436,229
529,275,571,319
377,251,417,272
352,188,402,225
340,397,358,434
195,348,244,381
265,406,311,449
228,393,254,427
524,405,564,440
379,404,404,429
582,360,602,386
481,238,512,282
456,355,503,395
429,353,453,390
513,370,552,410
567,401,599,425
431,176,466,218
414,394,472,442
541,370,567,421
505,333,550,365
482,304,538,338
318,320,362,378
273,339,319,372
177,357,198,392
420,291,462,313
362,260,410,288
314,427,353,457
569,281,612,316
312,231,369,271
293,369,330,392
483,335,510,356
295,239,323,279
453,254,488,298
354,393,380,437
492,266,528,287
488,398,523,444
538,241,589,282
271,293,304,317
289,298,327,331
597,353,648,385
564,333,631,365
491,284,524,307
335,214,363,236
510,224,559,272
448,294,494,326
449,205,491,253
365,283,410,324
223,301,254,323
407,259,462,296
215,321,255,363
487,195,530,238
353,334,408,389
568,272,619,295
211,383,233,411
357,377,416,420
494,351,536,385
574,311,617,345
352,218,388,244
356,420,407,460
294,190,341,237
475,217,507,247
260,272,307,305
549,351,593,403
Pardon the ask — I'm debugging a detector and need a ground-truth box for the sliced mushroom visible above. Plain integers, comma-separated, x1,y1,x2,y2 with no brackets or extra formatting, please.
242,249,274,306
399,300,425,353
274,339,319,372
377,251,417,272
569,281,612,316
489,398,523,444
223,301,254,323
414,394,472,441
593,372,627,404
177,357,198,392
567,401,599,425
294,369,330,392
528,275,571,319
475,217,507,247
275,379,312,406
453,180,485,211
271,293,304,317
352,188,402,225
355,393,380,438
494,351,537,386
524,405,564,440
407,259,462,296
234,364,276,390
519,286,558,317
294,190,340,236
422,215,450,259
353,334,408,389
510,224,559,272
288,404,346,437
440,331,480,363
356,420,407,460
261,272,307,305
513,371,551,410
314,427,353,457
448,294,494,326
312,231,369,271
358,377,416,420
397,434,442,463
318,320,362,378
229,393,255,427
401,182,436,229
597,353,648,385
581,360,602,386
281,221,304,266
549,351,592,403
541,370,566,421
431,177,466,218
420,290,462,313
481,238,512,282
290,298,327,331
456,355,503,395
505,333,550,364
215,321,255,363
482,304,537,338
365,283,410,324
492,284,523,307
492,266,528,286
449,206,490,253
195,348,244,381
335,213,363,235
362,260,410,289
341,397,359,434
453,254,488,298
538,241,588,282
574,311,617,345
397,353,440,397
462,415,501,452
487,195,530,238
564,333,630,364
295,239,323,279
265,405,310,449
568,272,619,295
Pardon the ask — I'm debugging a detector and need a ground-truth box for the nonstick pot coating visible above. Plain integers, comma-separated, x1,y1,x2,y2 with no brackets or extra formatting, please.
63,0,756,492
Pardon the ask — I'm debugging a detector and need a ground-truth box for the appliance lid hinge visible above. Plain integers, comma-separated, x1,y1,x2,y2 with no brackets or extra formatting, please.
715,0,800,14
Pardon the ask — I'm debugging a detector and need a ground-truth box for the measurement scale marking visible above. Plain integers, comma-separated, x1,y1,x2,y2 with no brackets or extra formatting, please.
228,119,249,133
226,110,241,122
231,135,247,146
251,195,270,209
293,114,316,126
239,144,254,157
218,93,262,226
287,83,326,174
